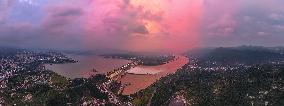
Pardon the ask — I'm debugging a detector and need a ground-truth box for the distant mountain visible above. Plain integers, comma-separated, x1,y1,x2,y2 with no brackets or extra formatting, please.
0,47,26,57
268,46,284,54
188,46,284,64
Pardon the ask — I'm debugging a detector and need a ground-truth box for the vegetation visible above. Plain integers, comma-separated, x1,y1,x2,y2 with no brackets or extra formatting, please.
190,47,284,65
132,64,284,106
102,54,175,66
50,72,69,88
2,46,284,105
131,47,284,106
131,87,155,106
2,71,118,105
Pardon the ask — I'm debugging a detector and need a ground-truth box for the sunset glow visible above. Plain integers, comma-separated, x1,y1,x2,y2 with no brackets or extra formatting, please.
1,0,284,52
76,0,206,53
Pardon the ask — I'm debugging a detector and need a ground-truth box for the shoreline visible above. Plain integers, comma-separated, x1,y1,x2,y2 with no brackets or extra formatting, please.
126,73,158,75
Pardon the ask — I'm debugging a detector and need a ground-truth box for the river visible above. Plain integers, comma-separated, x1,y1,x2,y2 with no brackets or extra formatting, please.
119,56,189,95
45,55,131,79
46,54,188,95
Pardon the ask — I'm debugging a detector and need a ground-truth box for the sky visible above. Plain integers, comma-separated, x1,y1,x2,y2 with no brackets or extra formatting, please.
0,0,284,53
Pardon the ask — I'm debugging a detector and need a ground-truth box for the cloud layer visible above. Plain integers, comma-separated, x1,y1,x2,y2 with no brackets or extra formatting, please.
0,0,284,53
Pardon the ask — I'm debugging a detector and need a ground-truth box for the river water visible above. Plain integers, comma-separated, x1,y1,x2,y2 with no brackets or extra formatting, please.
46,54,189,95
119,56,189,95
45,55,130,79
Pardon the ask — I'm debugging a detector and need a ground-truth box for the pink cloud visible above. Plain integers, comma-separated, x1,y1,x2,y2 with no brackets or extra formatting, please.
41,5,84,34
4,0,284,51
82,0,204,53
207,14,238,36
